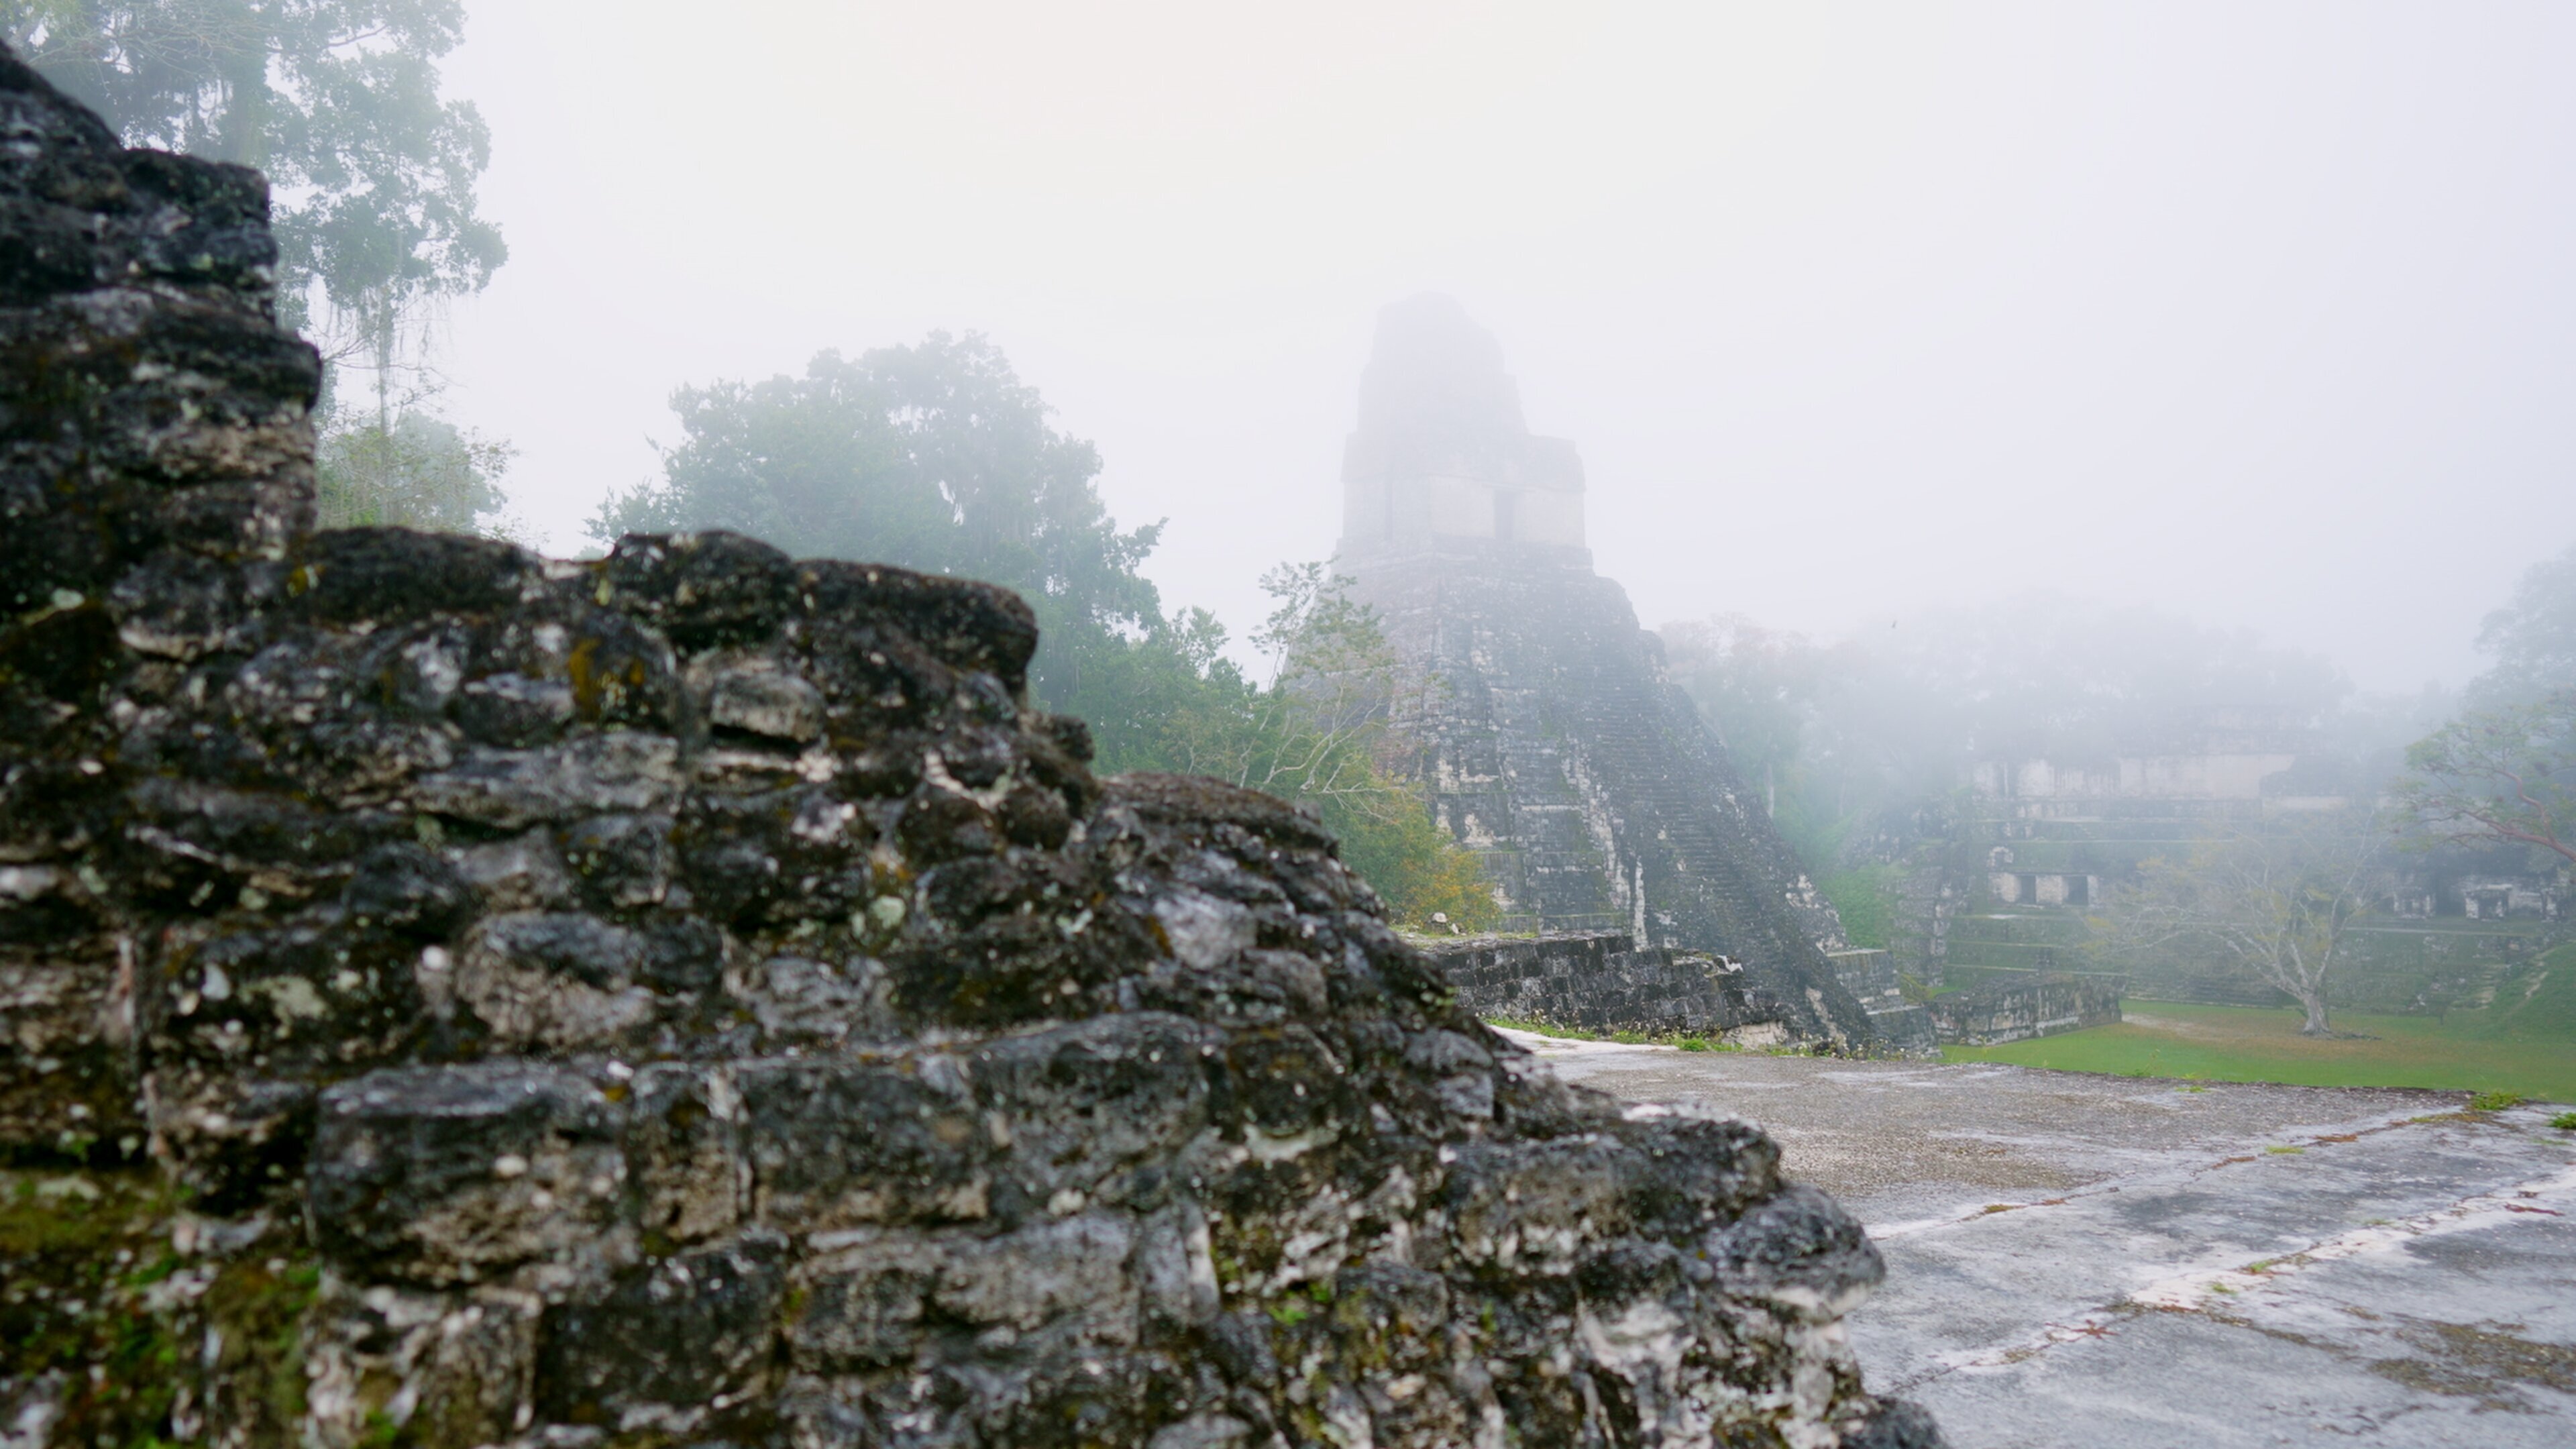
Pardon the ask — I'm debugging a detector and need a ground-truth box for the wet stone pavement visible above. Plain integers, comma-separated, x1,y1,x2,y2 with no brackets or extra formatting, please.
1503,1030,2576,1448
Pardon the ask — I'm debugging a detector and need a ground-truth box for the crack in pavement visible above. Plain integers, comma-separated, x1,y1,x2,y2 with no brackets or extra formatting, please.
1863,1110,2527,1242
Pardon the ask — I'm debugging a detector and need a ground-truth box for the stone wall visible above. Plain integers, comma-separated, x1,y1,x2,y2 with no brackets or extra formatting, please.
1424,929,1785,1042
0,56,1942,1449
1426,932,1936,1054
1890,738,2565,1015
1827,949,1937,1051
1927,975,2125,1047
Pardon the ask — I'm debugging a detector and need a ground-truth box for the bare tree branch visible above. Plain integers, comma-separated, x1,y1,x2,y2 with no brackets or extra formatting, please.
2092,814,2387,1036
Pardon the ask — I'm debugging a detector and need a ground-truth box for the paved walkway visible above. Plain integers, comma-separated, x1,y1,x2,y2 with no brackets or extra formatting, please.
1503,1032,2576,1448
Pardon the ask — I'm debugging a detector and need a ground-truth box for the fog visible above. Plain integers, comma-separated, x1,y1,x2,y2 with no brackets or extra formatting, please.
435,1,2576,692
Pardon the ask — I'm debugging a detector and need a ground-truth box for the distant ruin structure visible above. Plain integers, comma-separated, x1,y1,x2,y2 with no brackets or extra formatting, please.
1889,736,2563,1018
1334,297,1931,1053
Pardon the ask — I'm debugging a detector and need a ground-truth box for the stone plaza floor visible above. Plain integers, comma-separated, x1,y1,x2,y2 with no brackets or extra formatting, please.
1500,1030,2576,1448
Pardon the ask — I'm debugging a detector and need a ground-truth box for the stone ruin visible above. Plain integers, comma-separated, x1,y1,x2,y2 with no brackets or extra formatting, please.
1416,932,1782,1046
1332,297,1933,1055
0,54,1943,1448
1923,974,2126,1049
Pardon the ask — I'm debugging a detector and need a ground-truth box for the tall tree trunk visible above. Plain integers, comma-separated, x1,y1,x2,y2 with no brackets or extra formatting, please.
373,312,390,433
2298,990,2330,1036
213,40,270,168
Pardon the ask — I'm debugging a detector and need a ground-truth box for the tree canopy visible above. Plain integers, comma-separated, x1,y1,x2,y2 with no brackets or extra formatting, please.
2090,817,2387,1036
2398,543,2576,867
1178,564,1495,932
2400,692,2576,867
314,409,512,535
2471,542,2576,709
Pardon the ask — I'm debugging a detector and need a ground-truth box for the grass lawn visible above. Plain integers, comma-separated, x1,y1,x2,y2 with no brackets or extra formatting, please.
1943,945,2576,1103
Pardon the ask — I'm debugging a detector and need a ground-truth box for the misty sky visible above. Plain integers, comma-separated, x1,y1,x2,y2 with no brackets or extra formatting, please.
435,3,2576,694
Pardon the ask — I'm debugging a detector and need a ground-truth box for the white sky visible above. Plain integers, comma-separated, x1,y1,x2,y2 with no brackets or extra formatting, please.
435,2,2576,694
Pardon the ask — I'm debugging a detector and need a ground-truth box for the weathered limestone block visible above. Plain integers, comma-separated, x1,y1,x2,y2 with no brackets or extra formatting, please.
309,1063,630,1285
1426,928,1795,1041
0,49,1944,1449
1927,973,2125,1046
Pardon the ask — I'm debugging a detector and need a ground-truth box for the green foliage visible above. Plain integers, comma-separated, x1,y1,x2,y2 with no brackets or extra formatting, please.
1173,564,1497,934
1073,606,1250,777
1817,865,1894,949
10,1,507,349
2467,1090,2526,1113
2467,946,2576,1042
1333,796,1497,930
2470,542,2576,710
1944,1001,2576,1102
2550,1112,2576,1131
2398,690,2576,868
0,1170,318,1447
2392,541,2576,875
596,337,1496,928
315,405,515,535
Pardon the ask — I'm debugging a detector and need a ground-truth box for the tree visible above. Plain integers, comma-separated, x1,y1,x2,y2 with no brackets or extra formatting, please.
1214,564,1496,932
1660,614,1817,818
2396,541,2576,867
1071,605,1252,777
2399,691,2576,867
2092,818,2387,1036
315,406,513,535
8,1,508,384
1065,562,1495,932
2470,542,2576,708
594,336,1165,714
1234,564,1403,815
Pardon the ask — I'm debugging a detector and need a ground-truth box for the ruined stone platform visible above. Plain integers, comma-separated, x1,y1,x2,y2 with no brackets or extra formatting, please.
1518,1034,2576,1447
0,48,1945,1448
